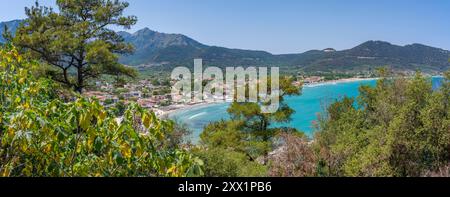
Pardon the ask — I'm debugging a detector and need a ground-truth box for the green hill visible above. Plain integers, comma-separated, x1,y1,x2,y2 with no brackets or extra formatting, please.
2,20,449,74
118,28,450,74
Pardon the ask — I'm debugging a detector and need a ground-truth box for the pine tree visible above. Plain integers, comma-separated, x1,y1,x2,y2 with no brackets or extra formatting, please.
10,0,137,93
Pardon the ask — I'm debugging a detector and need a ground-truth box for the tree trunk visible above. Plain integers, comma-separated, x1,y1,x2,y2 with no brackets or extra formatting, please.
76,66,83,93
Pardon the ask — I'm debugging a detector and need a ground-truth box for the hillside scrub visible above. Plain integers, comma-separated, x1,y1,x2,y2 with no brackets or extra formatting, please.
0,45,203,177
315,70,450,177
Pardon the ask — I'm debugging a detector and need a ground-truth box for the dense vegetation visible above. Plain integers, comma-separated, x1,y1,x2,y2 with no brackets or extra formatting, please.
194,77,308,177
0,46,203,176
315,70,450,177
195,69,450,177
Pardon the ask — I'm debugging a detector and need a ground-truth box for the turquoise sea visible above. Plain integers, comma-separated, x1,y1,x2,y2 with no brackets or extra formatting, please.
169,77,444,143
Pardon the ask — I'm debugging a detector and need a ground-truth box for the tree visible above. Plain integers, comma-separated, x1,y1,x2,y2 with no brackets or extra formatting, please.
226,76,301,162
110,64,137,87
196,76,303,177
201,120,267,161
193,147,267,177
10,0,137,93
197,120,268,177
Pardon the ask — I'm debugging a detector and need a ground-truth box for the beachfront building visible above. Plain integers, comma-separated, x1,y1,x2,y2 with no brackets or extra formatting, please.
302,76,325,84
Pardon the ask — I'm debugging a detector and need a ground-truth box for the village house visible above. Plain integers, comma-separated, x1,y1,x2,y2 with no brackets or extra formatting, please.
83,91,118,105
123,91,142,99
137,98,158,109
302,76,325,84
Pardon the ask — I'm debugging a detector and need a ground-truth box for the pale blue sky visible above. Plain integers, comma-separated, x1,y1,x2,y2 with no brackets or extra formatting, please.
1,0,450,54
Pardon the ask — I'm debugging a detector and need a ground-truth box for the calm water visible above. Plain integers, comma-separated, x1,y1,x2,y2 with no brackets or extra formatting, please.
170,77,444,142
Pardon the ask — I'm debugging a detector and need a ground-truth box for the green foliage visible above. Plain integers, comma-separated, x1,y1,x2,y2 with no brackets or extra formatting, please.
226,77,301,159
198,120,268,177
201,120,269,160
0,46,203,177
193,148,267,177
196,77,303,176
111,100,126,116
10,0,138,92
315,71,450,177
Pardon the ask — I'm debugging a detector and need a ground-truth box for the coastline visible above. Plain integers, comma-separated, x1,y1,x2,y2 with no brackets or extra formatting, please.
160,101,228,118
162,77,380,117
303,77,380,87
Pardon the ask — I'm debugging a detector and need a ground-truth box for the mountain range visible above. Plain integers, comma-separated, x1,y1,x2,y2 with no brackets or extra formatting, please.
0,20,21,43
2,20,449,74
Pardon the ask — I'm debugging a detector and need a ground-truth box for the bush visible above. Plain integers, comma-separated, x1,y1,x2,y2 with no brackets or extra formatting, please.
0,45,203,177
194,148,267,177
314,72,450,177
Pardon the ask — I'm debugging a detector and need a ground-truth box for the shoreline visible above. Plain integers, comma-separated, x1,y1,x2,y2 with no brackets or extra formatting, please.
303,75,443,88
162,77,381,117
303,77,380,87
160,101,228,118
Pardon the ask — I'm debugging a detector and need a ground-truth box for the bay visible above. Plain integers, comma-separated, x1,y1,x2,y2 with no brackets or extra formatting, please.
170,77,444,143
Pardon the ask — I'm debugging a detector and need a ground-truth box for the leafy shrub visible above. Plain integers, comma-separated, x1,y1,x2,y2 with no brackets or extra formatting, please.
0,45,203,177
194,148,267,177
315,71,450,177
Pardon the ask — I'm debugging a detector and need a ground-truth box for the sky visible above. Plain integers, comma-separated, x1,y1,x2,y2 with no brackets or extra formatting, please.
1,0,450,54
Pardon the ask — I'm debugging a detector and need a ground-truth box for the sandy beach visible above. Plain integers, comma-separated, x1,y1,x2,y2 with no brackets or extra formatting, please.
303,77,379,87
160,101,227,117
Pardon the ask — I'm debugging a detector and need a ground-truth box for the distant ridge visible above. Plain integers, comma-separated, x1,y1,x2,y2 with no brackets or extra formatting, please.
118,28,450,74
1,20,449,74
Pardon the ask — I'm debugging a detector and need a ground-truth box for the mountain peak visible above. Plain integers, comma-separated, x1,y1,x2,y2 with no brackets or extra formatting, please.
134,27,156,35
124,28,205,50
358,40,394,47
